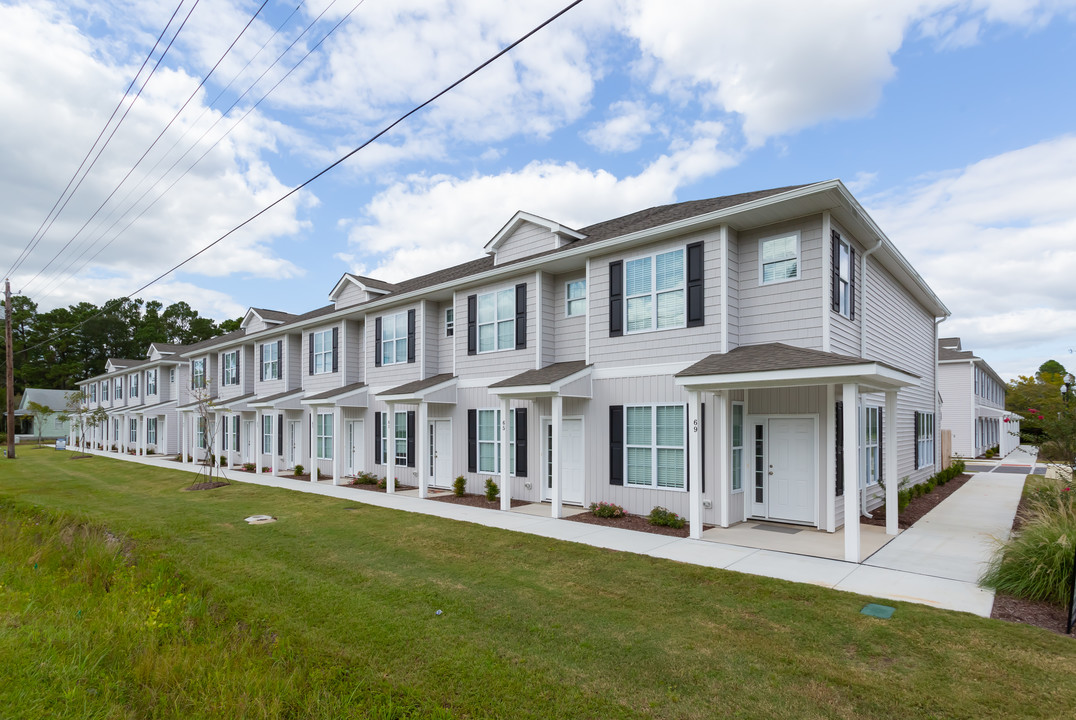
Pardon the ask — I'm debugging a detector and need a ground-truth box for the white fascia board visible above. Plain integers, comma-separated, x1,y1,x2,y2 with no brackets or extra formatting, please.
675,362,919,391
376,379,458,405
484,211,585,254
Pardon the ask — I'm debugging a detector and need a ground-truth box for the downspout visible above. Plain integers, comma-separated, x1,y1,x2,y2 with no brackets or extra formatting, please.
860,238,882,517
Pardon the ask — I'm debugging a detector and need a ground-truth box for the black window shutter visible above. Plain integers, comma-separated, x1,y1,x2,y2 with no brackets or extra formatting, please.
277,414,283,456
609,261,623,337
331,327,339,373
515,283,527,350
515,407,528,477
235,352,240,386
849,246,856,320
467,409,477,472
686,241,704,327
835,401,844,497
276,340,282,379
914,411,920,469
467,295,477,355
406,411,416,467
407,309,416,363
609,405,624,485
374,412,382,464
259,345,264,381
374,317,382,367
831,231,842,312
308,333,314,374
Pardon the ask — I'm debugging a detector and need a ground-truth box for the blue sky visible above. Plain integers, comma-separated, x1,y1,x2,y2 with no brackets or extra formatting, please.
1,0,1074,380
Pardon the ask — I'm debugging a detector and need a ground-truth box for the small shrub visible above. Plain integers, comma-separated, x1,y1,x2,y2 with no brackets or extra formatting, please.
354,471,378,485
262,466,272,473
146,448,155,455
377,477,387,490
316,468,325,479
648,506,685,529
484,478,499,502
186,455,193,462
897,488,912,513
242,462,256,472
453,475,466,496
219,455,227,466
293,463,304,476
589,501,625,518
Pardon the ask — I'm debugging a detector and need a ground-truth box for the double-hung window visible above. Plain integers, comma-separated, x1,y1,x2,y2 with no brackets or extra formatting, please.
192,359,206,389
169,368,176,384
312,330,333,374
130,375,138,398
146,369,157,396
731,403,744,492
476,409,517,474
381,312,408,365
262,415,273,454
566,279,586,317
147,418,157,445
115,379,123,400
863,406,880,486
197,417,207,449
760,233,799,284
625,405,686,490
129,419,137,443
102,382,108,401
90,384,97,403
445,308,454,337
380,412,407,466
262,342,279,380
625,249,685,332
317,413,333,460
477,288,515,352
836,238,852,317
916,412,935,469
223,351,238,386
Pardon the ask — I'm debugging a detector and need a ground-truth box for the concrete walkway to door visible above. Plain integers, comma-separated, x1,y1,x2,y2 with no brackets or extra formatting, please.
70,446,1029,618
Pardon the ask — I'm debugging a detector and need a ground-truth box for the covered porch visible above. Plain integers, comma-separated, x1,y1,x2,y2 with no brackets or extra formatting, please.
377,374,457,496
300,382,369,484
676,343,918,562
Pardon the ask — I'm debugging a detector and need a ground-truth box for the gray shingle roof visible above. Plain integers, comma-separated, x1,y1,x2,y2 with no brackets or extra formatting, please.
381,373,456,396
304,382,367,401
249,308,298,323
489,361,590,388
17,388,73,411
250,389,305,404
345,274,398,292
676,343,910,377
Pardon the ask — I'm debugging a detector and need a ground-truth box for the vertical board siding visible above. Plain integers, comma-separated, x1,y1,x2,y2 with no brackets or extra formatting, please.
553,273,585,362
588,229,723,367
736,216,823,349
493,223,556,265
454,278,537,378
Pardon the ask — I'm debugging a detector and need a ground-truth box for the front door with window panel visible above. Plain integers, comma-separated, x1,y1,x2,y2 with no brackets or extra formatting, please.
347,420,364,475
429,420,452,487
542,417,585,505
749,416,816,525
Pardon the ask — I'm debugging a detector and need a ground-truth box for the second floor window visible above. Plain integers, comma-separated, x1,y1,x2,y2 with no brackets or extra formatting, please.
130,374,138,398
90,384,97,403
312,330,334,374
102,382,108,401
261,342,279,380
223,351,238,386
760,233,799,284
445,308,454,337
836,238,852,317
478,288,515,352
146,369,157,395
115,379,123,400
192,359,206,389
626,249,684,332
382,312,408,365
566,279,586,317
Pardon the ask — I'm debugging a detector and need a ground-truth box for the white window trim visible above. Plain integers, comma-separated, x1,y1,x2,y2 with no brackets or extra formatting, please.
223,351,239,386
115,378,123,400
169,368,176,383
312,329,334,374
130,374,139,398
758,230,801,286
565,278,587,318
192,359,206,389
475,408,519,475
916,411,935,470
445,307,454,337
146,369,157,396
624,403,687,491
476,285,516,354
262,415,273,455
261,342,279,381
731,401,745,493
381,311,408,366
623,247,687,334
197,417,207,449
836,237,852,319
861,405,881,487
316,413,334,460
147,418,157,445
129,418,138,443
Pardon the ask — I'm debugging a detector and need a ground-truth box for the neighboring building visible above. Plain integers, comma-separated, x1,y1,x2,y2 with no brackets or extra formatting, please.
937,337,1019,458
14,388,72,442
76,180,949,561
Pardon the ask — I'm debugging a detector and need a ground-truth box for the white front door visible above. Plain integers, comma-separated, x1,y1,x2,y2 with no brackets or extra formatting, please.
288,421,300,468
347,420,364,475
428,420,452,487
765,417,816,524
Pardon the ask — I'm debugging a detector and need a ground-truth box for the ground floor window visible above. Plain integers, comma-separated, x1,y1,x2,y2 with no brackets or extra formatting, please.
731,403,744,492
916,411,934,469
863,406,880,486
129,419,138,443
476,409,518,474
263,415,273,454
197,417,207,449
147,418,157,446
625,404,685,490
317,413,333,460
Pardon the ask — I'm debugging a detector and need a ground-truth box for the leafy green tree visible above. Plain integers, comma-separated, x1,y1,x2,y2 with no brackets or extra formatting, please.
24,401,54,446
1007,365,1075,463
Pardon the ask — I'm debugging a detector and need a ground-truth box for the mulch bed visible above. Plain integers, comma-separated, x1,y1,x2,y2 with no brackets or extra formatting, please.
862,473,973,530
345,482,419,493
565,511,693,538
429,492,530,509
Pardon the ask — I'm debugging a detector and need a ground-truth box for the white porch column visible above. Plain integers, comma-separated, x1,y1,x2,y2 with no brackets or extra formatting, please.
386,403,396,493
688,390,703,540
213,412,223,467
842,383,860,562
138,415,145,456
417,402,429,499
180,412,188,463
332,407,341,486
162,414,168,456
715,392,730,527
308,410,318,483
825,384,837,532
255,410,263,474
271,412,279,477
885,390,899,536
500,397,511,512
120,413,127,454
551,395,563,519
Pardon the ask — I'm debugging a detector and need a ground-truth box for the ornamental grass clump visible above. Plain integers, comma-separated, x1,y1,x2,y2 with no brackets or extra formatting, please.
981,477,1076,606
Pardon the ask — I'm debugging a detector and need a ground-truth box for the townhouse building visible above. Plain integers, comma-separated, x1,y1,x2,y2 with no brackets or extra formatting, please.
937,337,1018,458
76,180,948,562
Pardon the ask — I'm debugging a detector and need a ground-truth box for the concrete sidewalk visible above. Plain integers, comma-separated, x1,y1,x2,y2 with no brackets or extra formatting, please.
71,447,1030,618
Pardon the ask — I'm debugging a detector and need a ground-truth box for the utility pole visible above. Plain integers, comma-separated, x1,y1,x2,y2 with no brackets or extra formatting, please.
5,279,14,460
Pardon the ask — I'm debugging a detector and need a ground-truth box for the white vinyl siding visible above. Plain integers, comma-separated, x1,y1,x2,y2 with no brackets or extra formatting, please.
381,312,408,365
760,232,799,284
625,404,686,490
478,288,515,353
625,249,685,333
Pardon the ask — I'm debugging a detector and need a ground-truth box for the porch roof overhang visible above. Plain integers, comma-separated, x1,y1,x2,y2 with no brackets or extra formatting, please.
300,382,369,408
675,343,919,393
249,389,306,410
130,400,178,415
489,361,592,399
213,393,258,413
377,374,457,405
176,395,218,411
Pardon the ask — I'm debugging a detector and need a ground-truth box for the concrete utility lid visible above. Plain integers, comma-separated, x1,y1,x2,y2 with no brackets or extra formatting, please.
244,515,276,525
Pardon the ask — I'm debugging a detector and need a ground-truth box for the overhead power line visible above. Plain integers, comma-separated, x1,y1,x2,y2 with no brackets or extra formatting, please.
13,0,587,359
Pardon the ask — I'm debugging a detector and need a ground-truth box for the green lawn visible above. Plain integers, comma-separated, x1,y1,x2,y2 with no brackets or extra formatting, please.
2,449,1074,719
